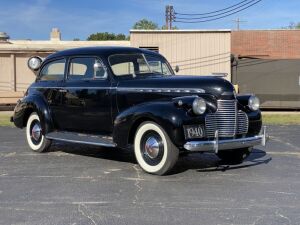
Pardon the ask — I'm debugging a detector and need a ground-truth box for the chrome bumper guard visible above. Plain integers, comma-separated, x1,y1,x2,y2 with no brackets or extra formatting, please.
184,126,268,153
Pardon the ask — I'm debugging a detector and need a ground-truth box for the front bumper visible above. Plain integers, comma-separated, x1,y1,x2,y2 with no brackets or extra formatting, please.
184,126,268,153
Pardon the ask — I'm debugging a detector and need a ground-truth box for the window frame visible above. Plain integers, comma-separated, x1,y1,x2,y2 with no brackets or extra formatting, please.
38,57,67,81
108,53,175,77
66,55,108,81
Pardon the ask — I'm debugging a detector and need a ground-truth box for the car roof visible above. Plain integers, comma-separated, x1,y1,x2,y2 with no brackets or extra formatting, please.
46,46,162,61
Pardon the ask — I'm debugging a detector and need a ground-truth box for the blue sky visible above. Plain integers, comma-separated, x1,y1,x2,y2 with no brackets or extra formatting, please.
0,0,299,40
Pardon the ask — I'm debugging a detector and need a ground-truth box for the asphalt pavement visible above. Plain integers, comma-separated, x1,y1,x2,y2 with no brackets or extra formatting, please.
0,125,299,225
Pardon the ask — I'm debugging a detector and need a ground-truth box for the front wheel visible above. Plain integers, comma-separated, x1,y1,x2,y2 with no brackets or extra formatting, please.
217,147,252,164
26,112,51,153
134,121,179,175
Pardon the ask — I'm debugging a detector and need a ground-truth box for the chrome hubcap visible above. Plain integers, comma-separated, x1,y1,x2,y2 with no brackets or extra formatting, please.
144,136,160,159
31,123,41,141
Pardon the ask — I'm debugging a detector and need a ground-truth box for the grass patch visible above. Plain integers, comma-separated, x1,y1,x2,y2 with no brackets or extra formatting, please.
0,112,299,127
0,113,13,127
262,114,300,125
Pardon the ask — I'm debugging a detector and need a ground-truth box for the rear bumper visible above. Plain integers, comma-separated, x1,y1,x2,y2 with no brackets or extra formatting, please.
184,126,268,153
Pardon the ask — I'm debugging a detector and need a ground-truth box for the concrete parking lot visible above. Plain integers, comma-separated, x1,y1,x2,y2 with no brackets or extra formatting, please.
0,125,299,225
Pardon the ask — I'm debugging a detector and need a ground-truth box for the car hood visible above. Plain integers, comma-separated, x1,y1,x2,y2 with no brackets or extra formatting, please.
117,75,235,98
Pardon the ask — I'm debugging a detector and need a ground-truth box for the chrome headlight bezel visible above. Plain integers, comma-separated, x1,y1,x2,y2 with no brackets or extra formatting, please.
248,95,260,111
28,56,43,71
192,97,207,115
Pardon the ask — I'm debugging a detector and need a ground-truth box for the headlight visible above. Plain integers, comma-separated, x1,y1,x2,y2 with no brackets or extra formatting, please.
248,95,260,111
192,97,206,115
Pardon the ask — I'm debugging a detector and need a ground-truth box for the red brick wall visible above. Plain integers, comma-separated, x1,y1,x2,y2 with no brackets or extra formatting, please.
232,30,300,59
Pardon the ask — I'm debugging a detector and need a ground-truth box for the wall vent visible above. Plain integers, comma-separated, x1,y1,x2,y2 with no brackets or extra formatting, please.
139,46,159,53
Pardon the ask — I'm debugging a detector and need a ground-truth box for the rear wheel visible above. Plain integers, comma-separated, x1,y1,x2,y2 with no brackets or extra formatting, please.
26,112,51,153
134,121,179,175
217,147,252,164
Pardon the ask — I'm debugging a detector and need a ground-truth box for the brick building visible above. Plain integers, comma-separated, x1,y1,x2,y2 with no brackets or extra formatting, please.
231,30,300,109
232,30,300,59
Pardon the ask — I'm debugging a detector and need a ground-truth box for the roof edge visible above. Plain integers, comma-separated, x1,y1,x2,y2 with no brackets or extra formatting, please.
130,29,231,33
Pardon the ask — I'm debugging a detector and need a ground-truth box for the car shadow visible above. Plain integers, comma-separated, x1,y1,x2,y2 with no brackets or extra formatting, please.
49,141,136,164
49,142,271,175
172,149,271,174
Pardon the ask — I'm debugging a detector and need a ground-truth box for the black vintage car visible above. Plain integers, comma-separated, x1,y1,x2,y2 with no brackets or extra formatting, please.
12,47,267,175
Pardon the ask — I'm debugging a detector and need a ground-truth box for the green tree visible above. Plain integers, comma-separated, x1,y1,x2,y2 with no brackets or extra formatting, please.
87,32,128,41
161,25,179,30
282,22,300,29
132,19,159,30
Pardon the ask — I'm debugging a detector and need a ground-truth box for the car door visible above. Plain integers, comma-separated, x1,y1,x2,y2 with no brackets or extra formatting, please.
60,56,112,134
37,58,66,130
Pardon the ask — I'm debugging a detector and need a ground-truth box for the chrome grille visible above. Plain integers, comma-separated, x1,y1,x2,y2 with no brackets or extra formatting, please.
205,100,248,138
237,111,249,135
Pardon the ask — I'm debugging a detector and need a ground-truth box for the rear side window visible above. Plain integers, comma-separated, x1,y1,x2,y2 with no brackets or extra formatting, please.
68,57,107,80
40,59,65,81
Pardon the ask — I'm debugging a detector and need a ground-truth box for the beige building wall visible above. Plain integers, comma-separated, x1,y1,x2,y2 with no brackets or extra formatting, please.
130,30,231,80
0,39,130,98
0,54,11,92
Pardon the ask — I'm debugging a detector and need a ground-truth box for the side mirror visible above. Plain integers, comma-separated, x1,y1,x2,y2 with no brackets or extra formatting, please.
28,56,43,71
175,65,180,73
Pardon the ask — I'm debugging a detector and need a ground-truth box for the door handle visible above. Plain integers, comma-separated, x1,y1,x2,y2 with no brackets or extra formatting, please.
59,89,67,93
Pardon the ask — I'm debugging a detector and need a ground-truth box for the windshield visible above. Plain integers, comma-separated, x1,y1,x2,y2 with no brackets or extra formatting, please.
109,53,173,77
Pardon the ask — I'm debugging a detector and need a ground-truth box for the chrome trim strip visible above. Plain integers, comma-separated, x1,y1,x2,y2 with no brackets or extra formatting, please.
184,126,268,152
117,87,205,93
45,135,116,147
31,86,112,90
30,86,205,93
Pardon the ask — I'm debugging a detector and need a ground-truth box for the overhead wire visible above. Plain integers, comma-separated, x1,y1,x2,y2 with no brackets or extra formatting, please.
174,0,250,16
174,0,262,23
175,0,257,20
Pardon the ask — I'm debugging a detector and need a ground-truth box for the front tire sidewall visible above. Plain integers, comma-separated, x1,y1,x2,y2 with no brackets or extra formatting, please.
134,122,178,175
26,112,50,152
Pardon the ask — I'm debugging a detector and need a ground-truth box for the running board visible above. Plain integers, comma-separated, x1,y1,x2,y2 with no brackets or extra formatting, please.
45,131,116,147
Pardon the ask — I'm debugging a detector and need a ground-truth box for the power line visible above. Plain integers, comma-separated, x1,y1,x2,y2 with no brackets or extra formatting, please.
174,0,262,23
176,55,230,67
175,0,257,20
175,0,249,16
170,52,230,64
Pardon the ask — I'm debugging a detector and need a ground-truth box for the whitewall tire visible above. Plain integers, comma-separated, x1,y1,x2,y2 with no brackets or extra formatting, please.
26,112,51,152
134,121,179,175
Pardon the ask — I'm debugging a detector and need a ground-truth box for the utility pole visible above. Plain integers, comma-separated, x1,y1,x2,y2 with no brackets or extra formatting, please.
165,5,174,30
233,18,247,31
165,5,169,30
169,5,174,30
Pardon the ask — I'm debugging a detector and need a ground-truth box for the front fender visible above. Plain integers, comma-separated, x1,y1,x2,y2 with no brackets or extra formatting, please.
13,93,53,134
237,94,262,135
113,101,204,148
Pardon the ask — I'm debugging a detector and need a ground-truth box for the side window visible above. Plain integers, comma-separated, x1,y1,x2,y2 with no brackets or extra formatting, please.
68,57,107,80
144,54,172,75
111,62,134,76
40,59,65,81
